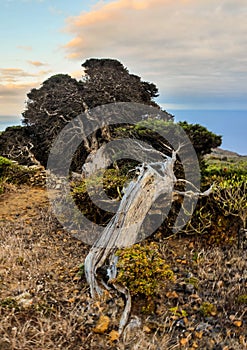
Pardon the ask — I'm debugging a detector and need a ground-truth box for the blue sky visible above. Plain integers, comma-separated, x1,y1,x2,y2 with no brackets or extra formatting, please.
172,110,247,155
0,0,246,154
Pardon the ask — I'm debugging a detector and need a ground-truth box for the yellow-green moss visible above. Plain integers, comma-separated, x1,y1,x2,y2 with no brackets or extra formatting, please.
169,306,188,318
114,243,174,297
200,302,217,317
0,297,19,310
185,276,199,290
237,294,247,305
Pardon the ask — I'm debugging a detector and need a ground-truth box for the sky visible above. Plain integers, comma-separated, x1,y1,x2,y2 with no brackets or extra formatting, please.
0,0,246,154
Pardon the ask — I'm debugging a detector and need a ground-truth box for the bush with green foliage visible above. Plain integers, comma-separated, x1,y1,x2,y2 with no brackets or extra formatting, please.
114,119,221,163
0,156,35,193
178,122,222,159
113,243,174,297
0,156,13,175
203,159,247,179
71,168,130,224
237,294,247,305
182,158,247,245
213,174,247,238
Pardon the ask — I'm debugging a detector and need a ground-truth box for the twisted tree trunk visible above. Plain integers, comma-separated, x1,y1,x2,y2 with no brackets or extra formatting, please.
84,149,211,334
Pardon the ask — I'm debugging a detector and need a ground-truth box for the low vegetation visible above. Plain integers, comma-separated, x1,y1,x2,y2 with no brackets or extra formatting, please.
0,156,36,194
114,243,174,298
0,59,246,349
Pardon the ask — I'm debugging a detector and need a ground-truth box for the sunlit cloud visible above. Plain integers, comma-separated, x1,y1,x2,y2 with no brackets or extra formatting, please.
64,0,247,108
0,68,37,83
28,60,48,67
0,82,40,115
70,69,83,80
0,67,52,84
37,69,52,76
0,68,51,115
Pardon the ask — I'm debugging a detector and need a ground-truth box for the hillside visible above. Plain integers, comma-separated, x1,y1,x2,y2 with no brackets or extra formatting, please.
0,58,246,349
0,179,246,349
210,147,246,159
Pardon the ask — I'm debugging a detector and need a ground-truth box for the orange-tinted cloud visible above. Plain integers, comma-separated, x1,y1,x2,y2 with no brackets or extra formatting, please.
64,0,247,106
0,67,52,84
0,82,39,115
28,60,48,67
0,82,33,97
0,68,37,83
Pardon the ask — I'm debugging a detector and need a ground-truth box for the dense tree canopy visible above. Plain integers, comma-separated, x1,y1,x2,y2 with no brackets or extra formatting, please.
0,126,38,165
8,59,163,167
81,58,159,108
0,58,220,169
178,122,222,159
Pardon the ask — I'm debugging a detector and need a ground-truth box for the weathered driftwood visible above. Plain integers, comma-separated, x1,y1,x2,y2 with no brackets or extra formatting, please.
84,148,211,335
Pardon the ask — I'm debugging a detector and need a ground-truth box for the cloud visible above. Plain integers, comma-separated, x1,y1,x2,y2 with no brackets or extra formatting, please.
64,0,247,108
0,66,52,115
70,69,83,80
17,45,33,51
28,60,48,67
0,68,37,83
0,67,52,84
0,82,39,115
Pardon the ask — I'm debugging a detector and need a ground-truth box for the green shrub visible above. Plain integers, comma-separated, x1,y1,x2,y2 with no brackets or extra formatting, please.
71,168,130,224
213,174,247,233
114,243,174,297
0,156,13,176
0,156,35,193
181,158,247,244
203,159,247,179
0,297,19,310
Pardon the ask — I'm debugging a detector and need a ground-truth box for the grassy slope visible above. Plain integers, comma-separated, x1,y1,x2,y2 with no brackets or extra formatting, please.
0,185,246,349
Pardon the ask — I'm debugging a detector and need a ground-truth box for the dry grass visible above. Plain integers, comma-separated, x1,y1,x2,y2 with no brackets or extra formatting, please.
0,209,175,350
0,188,246,349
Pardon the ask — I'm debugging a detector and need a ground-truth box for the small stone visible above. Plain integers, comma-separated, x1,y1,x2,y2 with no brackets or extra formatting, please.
185,284,194,294
194,331,203,339
180,337,188,346
166,291,179,299
195,322,210,332
233,320,242,327
108,330,119,342
143,325,151,333
93,315,110,334
176,319,186,329
15,292,33,308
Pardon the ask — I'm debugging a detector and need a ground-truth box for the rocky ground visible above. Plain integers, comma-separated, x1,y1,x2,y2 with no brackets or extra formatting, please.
0,185,246,350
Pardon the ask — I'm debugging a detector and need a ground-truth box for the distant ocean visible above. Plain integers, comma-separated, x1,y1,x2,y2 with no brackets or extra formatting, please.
0,116,22,132
170,109,247,156
1,110,246,156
